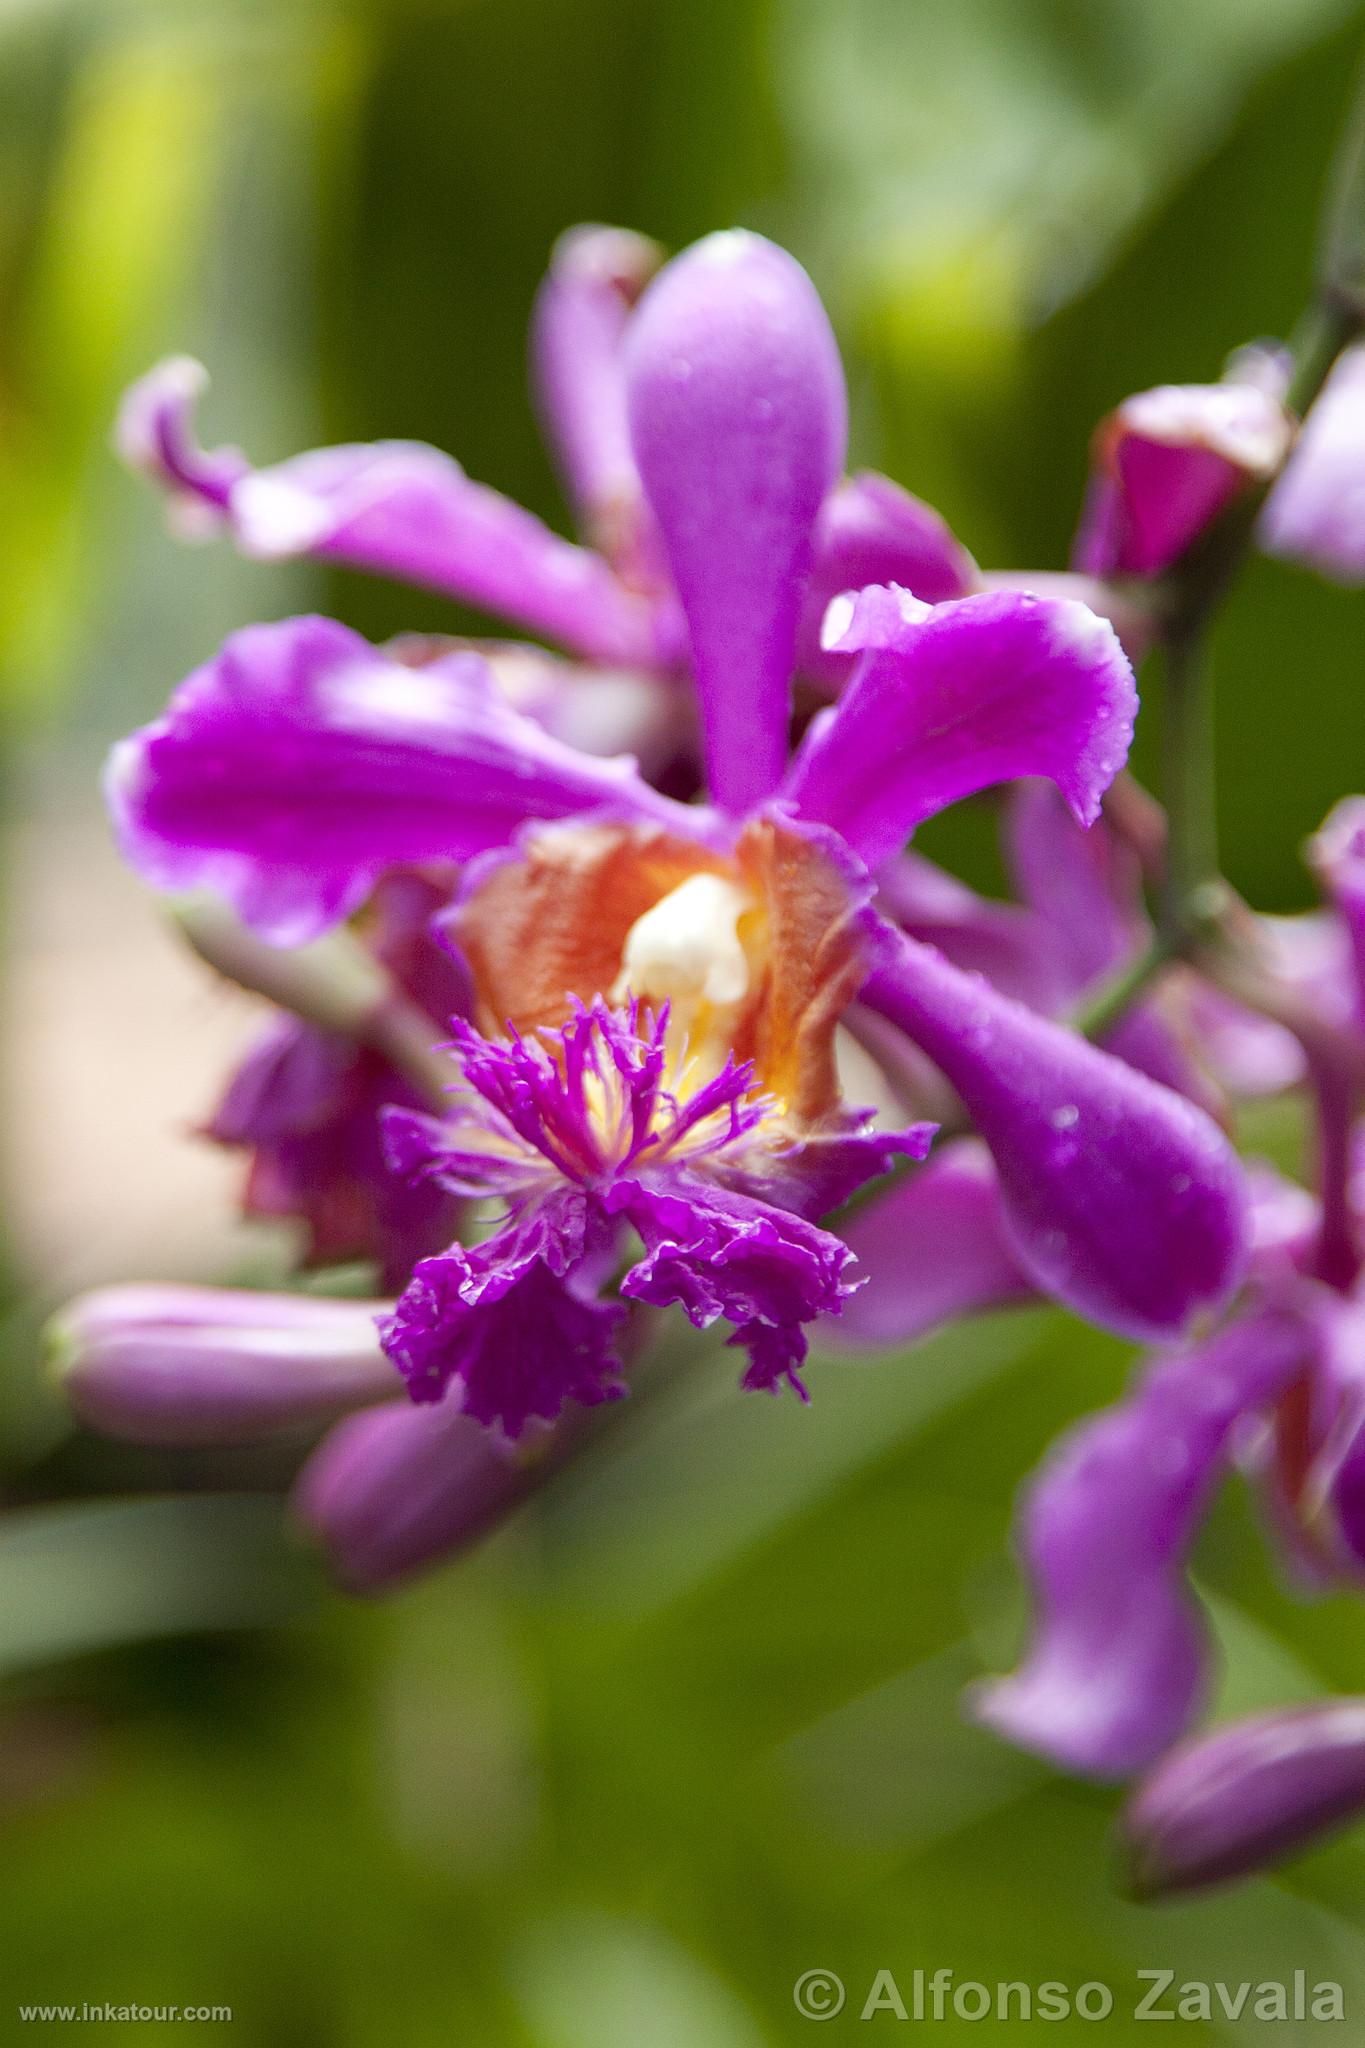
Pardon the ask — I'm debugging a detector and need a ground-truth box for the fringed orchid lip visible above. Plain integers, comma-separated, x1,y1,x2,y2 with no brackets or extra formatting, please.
371,814,932,1437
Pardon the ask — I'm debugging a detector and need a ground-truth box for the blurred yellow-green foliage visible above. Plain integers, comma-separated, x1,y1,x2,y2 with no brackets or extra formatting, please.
2,1,1365,2041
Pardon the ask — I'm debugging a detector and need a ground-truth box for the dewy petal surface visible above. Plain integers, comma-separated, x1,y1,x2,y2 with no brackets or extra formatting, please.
976,1308,1313,1778
800,471,977,676
864,934,1247,1338
785,588,1136,870
625,230,846,813
107,615,701,943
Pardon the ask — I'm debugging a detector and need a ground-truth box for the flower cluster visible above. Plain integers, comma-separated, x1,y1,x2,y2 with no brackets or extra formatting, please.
52,199,1365,1894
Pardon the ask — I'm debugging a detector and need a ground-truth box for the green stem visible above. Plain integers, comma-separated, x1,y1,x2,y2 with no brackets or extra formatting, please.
1158,624,1218,944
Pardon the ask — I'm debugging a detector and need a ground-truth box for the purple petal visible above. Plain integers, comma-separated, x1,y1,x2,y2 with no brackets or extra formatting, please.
784,588,1136,870
625,230,847,813
1123,1700,1365,1896
1262,347,1365,584
981,570,1156,666
975,1308,1313,1777
1002,780,1142,990
710,1114,935,1223
294,1395,548,1592
50,1285,395,1446
114,357,246,523
107,616,700,944
800,471,977,679
877,852,1075,1014
1074,381,1291,579
380,1194,625,1437
864,934,1247,1339
615,1168,856,1393
823,1140,1034,1348
530,224,661,564
117,360,665,664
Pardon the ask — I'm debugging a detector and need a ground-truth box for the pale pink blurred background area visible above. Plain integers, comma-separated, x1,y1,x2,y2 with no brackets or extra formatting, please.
3,783,260,1296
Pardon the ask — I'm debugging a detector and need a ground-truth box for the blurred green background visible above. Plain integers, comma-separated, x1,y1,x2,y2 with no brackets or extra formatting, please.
1,0,1365,2040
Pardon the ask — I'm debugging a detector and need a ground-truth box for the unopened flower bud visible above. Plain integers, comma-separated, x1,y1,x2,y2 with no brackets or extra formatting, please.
50,1285,395,1445
1122,1701,1365,1896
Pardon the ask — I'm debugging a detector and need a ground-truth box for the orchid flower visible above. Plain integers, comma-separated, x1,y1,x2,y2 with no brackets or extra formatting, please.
56,226,1255,1593
965,803,1365,1885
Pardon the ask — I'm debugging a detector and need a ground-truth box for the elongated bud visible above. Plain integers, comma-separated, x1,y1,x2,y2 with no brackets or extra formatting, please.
50,1285,396,1445
293,1396,559,1592
1122,1701,1365,1897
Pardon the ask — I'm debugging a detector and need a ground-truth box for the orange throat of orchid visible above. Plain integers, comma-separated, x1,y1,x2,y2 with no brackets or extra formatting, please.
449,815,870,1132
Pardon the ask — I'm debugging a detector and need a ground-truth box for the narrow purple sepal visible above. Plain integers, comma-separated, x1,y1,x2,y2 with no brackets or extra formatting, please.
1262,347,1365,585
114,357,246,525
785,588,1136,871
823,1140,1034,1348
626,230,847,813
107,616,700,943
975,1308,1313,1777
1123,1700,1365,1896
115,360,665,663
530,224,661,560
50,1284,396,1446
864,933,1247,1339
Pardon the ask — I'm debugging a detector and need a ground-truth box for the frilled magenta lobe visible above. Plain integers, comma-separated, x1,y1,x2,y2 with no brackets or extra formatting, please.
379,816,934,1437
207,874,467,1289
1073,379,1291,580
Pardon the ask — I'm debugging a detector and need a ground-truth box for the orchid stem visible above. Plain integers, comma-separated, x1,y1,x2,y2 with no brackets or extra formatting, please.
1079,62,1365,1047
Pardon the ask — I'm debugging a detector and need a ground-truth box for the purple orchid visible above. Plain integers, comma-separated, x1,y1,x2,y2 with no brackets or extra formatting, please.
54,223,1260,1598
953,793,1365,1883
